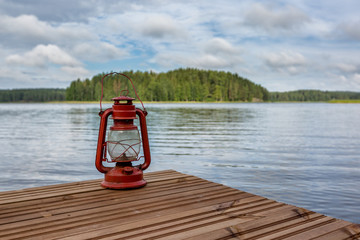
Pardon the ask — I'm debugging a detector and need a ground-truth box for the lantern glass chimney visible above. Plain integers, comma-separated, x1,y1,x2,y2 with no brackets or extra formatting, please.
107,129,141,162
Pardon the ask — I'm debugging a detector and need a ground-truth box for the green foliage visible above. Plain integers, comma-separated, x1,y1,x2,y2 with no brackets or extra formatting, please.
65,68,270,102
3,75,359,104
270,90,360,102
328,99,360,103
0,89,65,102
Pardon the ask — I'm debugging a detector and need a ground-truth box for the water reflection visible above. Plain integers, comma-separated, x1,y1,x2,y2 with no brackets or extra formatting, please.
0,103,359,224
147,105,256,154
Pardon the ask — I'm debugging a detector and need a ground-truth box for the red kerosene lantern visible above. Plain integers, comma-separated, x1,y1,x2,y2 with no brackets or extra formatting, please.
95,73,151,189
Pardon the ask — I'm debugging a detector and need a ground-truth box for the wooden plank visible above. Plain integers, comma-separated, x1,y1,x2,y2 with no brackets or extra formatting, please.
0,169,177,197
0,188,247,238
45,196,272,240
0,177,204,217
0,180,229,225
0,182,227,226
256,216,336,240
0,170,358,240
63,203,284,240
0,170,191,205
0,175,200,212
0,170,181,198
282,220,352,240
130,203,287,240
312,223,360,240
1,192,251,240
185,205,316,240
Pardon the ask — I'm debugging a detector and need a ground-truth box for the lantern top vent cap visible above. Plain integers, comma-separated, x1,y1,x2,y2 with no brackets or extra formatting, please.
112,96,135,101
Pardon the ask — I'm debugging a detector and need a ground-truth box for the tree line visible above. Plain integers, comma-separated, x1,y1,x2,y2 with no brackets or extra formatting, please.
0,88,65,102
65,68,270,102
2,69,360,103
270,90,360,102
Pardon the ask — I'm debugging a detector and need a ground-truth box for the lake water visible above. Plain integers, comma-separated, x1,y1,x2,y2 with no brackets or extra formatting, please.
0,102,359,224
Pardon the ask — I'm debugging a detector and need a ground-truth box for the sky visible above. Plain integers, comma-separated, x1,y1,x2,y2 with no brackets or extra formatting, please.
0,0,360,92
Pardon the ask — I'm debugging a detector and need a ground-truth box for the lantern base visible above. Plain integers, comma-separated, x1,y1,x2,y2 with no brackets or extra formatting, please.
101,164,147,190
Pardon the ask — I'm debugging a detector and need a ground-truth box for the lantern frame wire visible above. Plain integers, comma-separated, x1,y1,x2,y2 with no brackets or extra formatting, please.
106,138,142,162
99,72,146,113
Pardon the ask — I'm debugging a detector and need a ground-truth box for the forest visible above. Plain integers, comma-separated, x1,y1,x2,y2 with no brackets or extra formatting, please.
1,68,360,103
270,90,360,102
65,68,270,102
0,88,65,102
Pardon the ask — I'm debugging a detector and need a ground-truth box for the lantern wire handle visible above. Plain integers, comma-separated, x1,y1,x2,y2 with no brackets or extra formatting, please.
100,72,146,113
120,89,129,96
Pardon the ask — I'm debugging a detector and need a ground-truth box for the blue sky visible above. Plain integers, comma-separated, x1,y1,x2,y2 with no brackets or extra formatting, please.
0,0,360,91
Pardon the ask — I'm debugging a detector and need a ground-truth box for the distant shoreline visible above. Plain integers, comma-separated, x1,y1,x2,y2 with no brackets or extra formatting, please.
2,100,360,104
2,86,360,103
327,99,360,103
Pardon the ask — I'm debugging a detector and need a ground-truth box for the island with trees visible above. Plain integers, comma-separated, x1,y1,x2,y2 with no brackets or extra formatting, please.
65,68,269,102
1,68,359,103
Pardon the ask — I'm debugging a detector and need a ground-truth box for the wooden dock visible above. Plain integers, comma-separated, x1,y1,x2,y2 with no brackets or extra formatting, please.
0,170,359,239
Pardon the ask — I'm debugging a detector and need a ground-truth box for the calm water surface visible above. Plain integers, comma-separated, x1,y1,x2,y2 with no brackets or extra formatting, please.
0,103,359,223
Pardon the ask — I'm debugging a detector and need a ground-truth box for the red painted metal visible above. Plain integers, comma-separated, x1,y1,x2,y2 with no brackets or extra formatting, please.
101,162,146,189
136,108,151,171
95,73,151,189
95,108,112,173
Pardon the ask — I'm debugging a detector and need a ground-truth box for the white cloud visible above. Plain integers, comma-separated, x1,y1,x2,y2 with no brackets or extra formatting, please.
353,74,360,84
333,73,360,90
0,14,51,39
0,14,95,48
194,54,230,69
106,12,188,42
244,3,310,32
72,42,128,62
6,44,81,68
204,38,240,56
140,14,186,39
0,0,98,23
152,52,229,69
152,38,242,70
335,63,358,73
61,66,90,76
4,44,90,84
264,51,307,75
337,20,360,41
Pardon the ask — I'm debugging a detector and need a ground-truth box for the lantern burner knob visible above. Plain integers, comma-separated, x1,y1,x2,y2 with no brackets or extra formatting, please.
123,166,134,175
